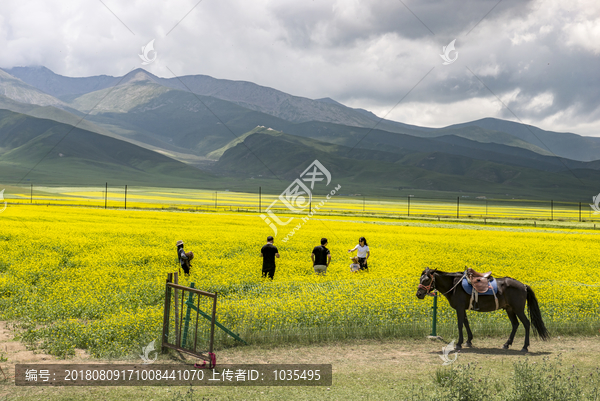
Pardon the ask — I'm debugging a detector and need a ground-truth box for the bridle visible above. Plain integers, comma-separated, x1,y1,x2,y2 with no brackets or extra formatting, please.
418,270,467,296
418,272,436,295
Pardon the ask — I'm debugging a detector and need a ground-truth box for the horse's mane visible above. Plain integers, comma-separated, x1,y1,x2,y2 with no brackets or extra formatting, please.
430,269,464,277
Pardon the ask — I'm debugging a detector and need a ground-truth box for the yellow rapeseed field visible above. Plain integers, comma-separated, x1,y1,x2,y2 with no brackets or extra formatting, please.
0,205,598,358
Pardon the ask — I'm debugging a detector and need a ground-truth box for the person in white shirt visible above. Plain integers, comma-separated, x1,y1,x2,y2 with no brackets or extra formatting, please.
348,237,370,271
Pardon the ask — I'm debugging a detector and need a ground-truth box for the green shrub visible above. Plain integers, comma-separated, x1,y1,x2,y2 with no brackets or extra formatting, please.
508,355,582,401
432,363,493,401
426,356,599,401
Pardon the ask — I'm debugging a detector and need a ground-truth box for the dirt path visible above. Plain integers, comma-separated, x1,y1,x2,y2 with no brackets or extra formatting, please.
0,321,90,391
1,329,599,400
0,321,47,383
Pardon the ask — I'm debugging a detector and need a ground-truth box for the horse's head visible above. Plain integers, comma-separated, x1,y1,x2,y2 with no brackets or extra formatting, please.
416,267,436,299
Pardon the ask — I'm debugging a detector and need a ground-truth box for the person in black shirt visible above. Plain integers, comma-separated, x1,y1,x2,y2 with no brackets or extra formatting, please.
311,238,331,274
260,236,280,279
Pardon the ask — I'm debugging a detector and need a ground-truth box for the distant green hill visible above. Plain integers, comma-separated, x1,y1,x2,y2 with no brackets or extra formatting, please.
429,125,552,156
7,66,600,161
3,67,600,201
280,122,600,173
214,128,599,200
60,76,599,178
0,109,213,186
4,66,120,98
445,118,600,162
58,74,294,158
0,69,67,108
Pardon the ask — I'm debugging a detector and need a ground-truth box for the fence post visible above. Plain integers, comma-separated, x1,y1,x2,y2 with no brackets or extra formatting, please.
209,293,218,354
457,197,459,219
430,291,438,336
173,272,180,347
161,273,173,353
124,185,127,210
105,182,108,209
182,282,196,348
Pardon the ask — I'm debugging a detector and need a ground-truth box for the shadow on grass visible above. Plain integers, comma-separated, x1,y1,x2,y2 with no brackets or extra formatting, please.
426,347,552,356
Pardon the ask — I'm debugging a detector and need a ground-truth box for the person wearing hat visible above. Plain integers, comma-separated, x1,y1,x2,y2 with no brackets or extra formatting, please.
260,236,280,279
176,240,193,276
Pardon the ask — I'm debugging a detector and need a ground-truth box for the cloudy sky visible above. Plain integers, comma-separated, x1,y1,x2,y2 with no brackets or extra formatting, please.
1,0,599,136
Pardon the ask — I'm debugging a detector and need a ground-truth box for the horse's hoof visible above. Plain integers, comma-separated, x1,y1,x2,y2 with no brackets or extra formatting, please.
520,348,528,353
466,342,472,348
502,344,509,349
455,344,462,350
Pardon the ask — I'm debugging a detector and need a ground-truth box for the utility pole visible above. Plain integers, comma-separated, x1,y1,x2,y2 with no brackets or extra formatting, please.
259,187,261,213
105,182,108,209
125,185,127,210
457,197,460,219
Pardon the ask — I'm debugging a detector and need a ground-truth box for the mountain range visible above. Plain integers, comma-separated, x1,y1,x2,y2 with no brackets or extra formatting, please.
0,65,598,200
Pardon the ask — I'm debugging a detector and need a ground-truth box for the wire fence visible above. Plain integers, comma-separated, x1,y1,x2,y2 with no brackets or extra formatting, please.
3,183,600,224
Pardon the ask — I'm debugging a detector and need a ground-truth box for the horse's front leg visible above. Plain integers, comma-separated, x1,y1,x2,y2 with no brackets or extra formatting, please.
464,312,473,347
456,308,465,350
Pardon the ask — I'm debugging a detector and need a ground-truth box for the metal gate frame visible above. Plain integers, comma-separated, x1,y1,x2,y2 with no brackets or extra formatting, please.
161,273,217,362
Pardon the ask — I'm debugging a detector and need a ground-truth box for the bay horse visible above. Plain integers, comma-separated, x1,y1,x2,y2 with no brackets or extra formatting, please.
416,268,550,352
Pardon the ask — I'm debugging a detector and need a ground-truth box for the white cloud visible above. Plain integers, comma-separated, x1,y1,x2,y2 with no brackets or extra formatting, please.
563,19,600,54
346,96,502,128
525,92,554,112
510,32,536,45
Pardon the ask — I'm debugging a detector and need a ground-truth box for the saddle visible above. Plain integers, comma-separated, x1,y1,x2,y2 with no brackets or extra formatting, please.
467,268,492,294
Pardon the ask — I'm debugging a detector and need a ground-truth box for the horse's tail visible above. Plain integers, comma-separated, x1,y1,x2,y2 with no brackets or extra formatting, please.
526,285,550,340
